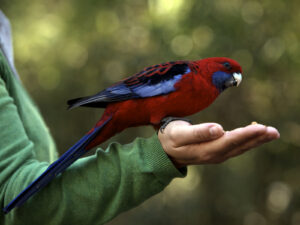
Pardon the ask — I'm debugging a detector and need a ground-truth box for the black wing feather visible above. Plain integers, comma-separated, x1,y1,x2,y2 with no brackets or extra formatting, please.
67,61,189,109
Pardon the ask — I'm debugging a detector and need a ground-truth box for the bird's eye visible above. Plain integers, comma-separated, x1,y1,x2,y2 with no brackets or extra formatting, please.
223,62,232,70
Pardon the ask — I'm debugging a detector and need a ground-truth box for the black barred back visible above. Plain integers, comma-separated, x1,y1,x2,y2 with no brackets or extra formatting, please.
124,61,189,87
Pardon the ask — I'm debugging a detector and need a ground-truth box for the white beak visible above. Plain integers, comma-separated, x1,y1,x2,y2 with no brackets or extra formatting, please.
233,72,242,86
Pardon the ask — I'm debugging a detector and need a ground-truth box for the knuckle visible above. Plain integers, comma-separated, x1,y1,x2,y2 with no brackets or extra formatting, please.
169,137,179,148
255,126,267,135
198,151,227,164
228,140,240,149
170,141,180,149
168,126,178,139
193,128,208,141
198,152,213,162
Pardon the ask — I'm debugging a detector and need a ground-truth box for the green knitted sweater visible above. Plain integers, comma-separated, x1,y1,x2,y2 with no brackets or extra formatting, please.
0,50,185,225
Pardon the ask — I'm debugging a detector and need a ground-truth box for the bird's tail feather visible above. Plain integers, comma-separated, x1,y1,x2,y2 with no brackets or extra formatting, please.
3,116,112,214
67,96,89,109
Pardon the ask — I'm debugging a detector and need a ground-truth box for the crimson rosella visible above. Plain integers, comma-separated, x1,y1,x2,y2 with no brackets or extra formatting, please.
3,57,242,213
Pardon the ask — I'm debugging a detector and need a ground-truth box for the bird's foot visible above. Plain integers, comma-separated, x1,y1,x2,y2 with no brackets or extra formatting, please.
159,117,192,133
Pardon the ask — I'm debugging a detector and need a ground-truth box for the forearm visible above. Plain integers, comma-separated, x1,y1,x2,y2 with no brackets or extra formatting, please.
3,135,185,225
0,46,185,224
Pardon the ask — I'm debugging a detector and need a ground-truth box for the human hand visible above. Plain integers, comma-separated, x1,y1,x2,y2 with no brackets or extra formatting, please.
158,121,280,168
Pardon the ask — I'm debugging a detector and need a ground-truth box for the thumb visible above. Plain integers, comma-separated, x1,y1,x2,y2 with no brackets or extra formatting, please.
163,122,225,147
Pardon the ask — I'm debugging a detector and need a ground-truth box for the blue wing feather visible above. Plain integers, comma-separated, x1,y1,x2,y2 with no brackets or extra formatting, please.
67,61,191,109
132,73,184,97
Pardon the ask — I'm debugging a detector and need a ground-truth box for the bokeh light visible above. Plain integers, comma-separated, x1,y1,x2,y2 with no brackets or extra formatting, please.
171,35,193,56
267,182,292,214
241,1,264,24
243,212,266,225
262,37,285,64
192,26,214,51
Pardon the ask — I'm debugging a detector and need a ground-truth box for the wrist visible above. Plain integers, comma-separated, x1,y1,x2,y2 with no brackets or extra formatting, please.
167,155,186,168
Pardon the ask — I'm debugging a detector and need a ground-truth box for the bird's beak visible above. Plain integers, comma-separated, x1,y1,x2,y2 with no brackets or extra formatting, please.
224,72,242,88
233,72,242,87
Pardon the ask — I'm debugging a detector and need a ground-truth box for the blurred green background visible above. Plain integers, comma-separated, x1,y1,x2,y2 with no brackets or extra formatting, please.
1,0,300,224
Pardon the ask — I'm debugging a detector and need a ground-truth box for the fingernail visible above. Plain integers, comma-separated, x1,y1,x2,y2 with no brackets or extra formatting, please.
209,125,223,138
267,126,280,139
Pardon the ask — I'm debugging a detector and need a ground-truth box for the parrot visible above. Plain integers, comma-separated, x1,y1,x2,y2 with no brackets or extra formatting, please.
3,57,242,214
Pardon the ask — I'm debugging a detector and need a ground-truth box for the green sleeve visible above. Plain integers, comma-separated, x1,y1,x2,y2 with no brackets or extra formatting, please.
0,50,186,225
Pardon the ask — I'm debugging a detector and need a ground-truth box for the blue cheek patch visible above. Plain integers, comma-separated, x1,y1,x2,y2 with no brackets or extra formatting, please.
212,71,231,92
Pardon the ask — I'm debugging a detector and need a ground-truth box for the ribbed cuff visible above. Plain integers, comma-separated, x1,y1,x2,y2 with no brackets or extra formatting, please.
141,134,187,185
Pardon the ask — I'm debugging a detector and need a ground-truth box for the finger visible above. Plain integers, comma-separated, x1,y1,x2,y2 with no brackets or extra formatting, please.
168,124,279,166
165,122,225,147
224,135,268,159
224,126,280,158
215,124,269,153
179,124,269,160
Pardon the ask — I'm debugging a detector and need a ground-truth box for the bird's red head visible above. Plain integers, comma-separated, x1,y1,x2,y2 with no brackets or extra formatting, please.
193,57,243,92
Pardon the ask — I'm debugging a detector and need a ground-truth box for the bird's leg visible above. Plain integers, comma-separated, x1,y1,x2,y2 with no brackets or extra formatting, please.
159,117,192,133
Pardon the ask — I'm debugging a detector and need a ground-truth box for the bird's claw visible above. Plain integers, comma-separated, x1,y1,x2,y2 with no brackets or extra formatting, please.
159,117,192,133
